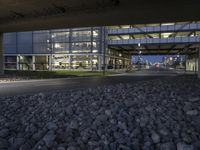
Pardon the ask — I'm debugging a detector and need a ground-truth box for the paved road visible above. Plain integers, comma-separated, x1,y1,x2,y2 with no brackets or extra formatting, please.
0,75,171,97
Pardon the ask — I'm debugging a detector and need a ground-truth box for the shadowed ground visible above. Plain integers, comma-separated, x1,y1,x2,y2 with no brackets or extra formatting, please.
0,75,199,150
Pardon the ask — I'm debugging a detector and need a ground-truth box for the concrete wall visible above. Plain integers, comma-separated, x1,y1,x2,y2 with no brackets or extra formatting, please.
0,33,3,74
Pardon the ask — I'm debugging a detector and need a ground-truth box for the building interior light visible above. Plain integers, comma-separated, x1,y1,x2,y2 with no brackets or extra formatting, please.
162,23,175,26
162,33,172,38
93,31,98,37
92,50,98,53
55,43,61,48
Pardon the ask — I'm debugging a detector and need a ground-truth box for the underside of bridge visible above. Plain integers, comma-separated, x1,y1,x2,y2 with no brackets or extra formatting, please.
0,0,199,32
109,44,200,55
0,0,200,77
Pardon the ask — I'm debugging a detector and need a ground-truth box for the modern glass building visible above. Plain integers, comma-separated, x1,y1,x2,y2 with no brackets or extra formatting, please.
4,27,131,71
3,22,200,72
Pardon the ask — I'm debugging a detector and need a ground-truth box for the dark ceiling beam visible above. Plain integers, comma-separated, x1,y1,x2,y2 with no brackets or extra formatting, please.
143,45,149,51
110,47,132,56
11,11,25,19
122,45,140,55
119,46,128,51
167,44,177,54
111,0,120,6
117,35,124,40
130,35,135,39
52,4,67,13
119,46,133,56
109,46,194,51
131,51,178,54
117,25,125,39
125,27,135,39
169,22,193,37
131,54,182,55
132,25,153,38
108,46,198,51
109,46,198,55
188,31,194,37
177,44,193,54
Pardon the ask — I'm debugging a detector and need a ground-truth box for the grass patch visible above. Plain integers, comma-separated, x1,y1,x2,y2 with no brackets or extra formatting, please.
4,70,117,79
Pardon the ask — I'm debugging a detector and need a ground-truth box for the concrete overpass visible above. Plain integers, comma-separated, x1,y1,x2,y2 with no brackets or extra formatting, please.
0,0,200,77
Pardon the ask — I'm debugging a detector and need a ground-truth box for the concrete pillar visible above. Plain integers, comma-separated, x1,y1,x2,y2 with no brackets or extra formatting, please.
90,55,93,71
32,56,36,71
48,55,52,71
17,56,20,70
198,48,200,78
69,55,71,70
98,55,101,71
0,33,4,74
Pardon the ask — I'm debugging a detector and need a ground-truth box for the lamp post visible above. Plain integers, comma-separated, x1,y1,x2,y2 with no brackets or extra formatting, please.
137,43,141,70
103,27,106,76
48,47,53,71
47,31,54,71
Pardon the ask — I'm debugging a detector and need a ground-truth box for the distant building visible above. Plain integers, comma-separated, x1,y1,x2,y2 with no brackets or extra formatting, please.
4,22,200,71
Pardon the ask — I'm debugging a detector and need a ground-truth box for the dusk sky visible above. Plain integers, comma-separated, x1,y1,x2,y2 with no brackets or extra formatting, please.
132,55,164,63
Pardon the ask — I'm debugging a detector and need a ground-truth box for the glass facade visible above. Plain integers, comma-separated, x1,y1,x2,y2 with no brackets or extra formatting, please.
2,22,200,72
3,26,132,71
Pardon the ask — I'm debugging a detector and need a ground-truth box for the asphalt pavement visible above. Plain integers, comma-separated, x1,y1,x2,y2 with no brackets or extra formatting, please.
0,70,189,97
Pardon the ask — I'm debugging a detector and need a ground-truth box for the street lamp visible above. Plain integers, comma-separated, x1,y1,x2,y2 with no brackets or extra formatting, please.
47,47,52,71
47,31,54,71
137,43,142,70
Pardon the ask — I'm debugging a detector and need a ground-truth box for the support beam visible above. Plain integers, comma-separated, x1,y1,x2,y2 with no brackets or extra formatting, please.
169,22,192,38
177,44,192,55
0,33,4,75
132,25,153,38
167,44,177,54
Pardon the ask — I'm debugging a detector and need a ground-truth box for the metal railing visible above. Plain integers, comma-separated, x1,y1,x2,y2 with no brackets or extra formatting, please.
108,23,200,35
108,36,200,45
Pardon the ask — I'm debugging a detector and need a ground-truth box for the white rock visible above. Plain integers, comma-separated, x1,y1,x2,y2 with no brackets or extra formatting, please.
186,110,198,115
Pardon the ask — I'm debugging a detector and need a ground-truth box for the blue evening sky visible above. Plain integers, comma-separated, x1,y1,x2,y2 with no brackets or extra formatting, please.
132,55,164,63
132,55,185,63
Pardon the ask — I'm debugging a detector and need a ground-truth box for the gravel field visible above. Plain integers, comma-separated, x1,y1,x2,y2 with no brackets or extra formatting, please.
0,76,200,150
